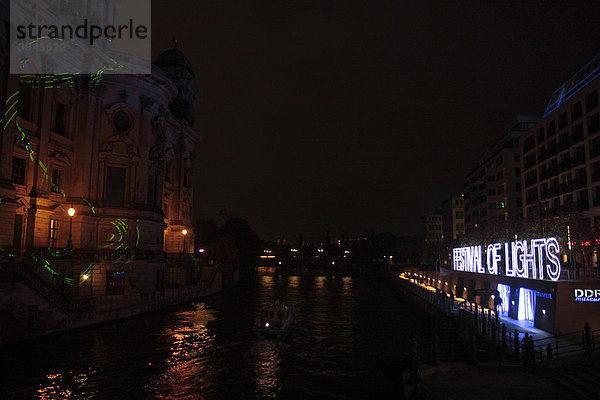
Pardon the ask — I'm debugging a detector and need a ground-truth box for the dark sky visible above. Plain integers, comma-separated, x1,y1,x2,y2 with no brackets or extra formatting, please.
152,1,600,242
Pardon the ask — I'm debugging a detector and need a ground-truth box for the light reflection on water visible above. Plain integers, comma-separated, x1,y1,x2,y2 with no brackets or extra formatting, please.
343,276,352,292
252,340,283,398
36,373,71,400
148,304,217,399
1,273,424,399
314,275,327,289
288,275,299,288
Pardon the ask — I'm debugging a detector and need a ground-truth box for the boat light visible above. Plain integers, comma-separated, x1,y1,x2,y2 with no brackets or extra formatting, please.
265,322,270,328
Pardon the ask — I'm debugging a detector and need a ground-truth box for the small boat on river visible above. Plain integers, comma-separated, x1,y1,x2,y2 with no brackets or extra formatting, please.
253,301,294,339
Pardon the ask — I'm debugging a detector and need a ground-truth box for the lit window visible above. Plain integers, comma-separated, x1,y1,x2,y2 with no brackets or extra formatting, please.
49,219,58,247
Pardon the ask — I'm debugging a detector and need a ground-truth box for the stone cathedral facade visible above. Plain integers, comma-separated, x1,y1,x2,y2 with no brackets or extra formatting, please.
0,4,221,340
0,51,199,256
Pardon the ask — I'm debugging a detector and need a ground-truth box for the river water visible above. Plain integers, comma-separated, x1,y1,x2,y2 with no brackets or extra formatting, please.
0,273,428,399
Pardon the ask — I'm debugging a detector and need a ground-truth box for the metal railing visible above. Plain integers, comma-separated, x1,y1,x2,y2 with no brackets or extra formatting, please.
396,275,457,314
0,261,95,314
398,273,600,365
531,329,600,361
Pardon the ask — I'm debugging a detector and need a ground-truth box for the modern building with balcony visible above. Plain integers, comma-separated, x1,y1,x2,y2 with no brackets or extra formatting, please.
520,51,600,228
464,116,539,232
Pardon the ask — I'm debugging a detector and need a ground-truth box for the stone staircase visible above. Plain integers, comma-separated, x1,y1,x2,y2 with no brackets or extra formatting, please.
0,259,94,345
1,258,94,313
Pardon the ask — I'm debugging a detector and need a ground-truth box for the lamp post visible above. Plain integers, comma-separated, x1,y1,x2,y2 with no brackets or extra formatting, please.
67,207,75,249
567,224,574,276
182,229,188,255
82,272,93,296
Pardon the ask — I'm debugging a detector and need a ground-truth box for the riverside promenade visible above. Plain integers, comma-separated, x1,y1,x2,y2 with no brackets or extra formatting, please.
394,270,600,361
390,268,600,399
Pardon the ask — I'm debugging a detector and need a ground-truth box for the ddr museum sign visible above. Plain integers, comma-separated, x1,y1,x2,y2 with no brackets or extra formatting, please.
453,237,561,282
574,289,600,302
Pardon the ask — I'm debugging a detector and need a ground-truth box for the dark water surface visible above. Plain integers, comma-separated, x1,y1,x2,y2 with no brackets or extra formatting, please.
1,273,427,399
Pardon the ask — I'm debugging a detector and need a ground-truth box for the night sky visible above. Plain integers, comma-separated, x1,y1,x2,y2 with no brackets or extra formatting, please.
152,1,600,242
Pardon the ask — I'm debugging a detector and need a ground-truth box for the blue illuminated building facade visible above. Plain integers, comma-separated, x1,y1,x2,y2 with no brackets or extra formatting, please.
416,264,600,334
521,51,600,230
445,50,600,335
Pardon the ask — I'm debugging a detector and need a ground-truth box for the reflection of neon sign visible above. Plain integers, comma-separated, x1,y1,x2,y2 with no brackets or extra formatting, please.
453,237,562,281
575,289,600,302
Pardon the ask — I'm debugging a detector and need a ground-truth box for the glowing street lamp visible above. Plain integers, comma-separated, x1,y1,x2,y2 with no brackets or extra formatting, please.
67,207,76,249
182,228,188,254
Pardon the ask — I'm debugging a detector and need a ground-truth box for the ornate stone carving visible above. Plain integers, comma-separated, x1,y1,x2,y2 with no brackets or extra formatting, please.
105,103,136,136
100,134,139,157
49,150,72,166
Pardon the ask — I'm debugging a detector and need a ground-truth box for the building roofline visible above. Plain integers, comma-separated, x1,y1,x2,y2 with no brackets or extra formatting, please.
465,116,539,179
543,49,600,117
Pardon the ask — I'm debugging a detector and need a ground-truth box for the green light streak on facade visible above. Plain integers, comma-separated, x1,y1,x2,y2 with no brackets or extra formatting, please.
135,224,140,247
3,110,17,131
4,98,17,115
81,196,96,214
5,91,18,103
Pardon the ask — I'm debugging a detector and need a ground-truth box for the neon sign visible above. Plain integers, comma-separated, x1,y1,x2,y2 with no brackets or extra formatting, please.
453,237,561,281
574,289,600,302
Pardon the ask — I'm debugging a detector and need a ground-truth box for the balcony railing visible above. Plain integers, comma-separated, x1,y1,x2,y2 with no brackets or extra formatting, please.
571,130,584,144
576,199,589,210
572,154,586,167
540,167,559,180
558,159,571,172
559,183,574,194
557,138,571,151
541,187,560,199
573,178,587,189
